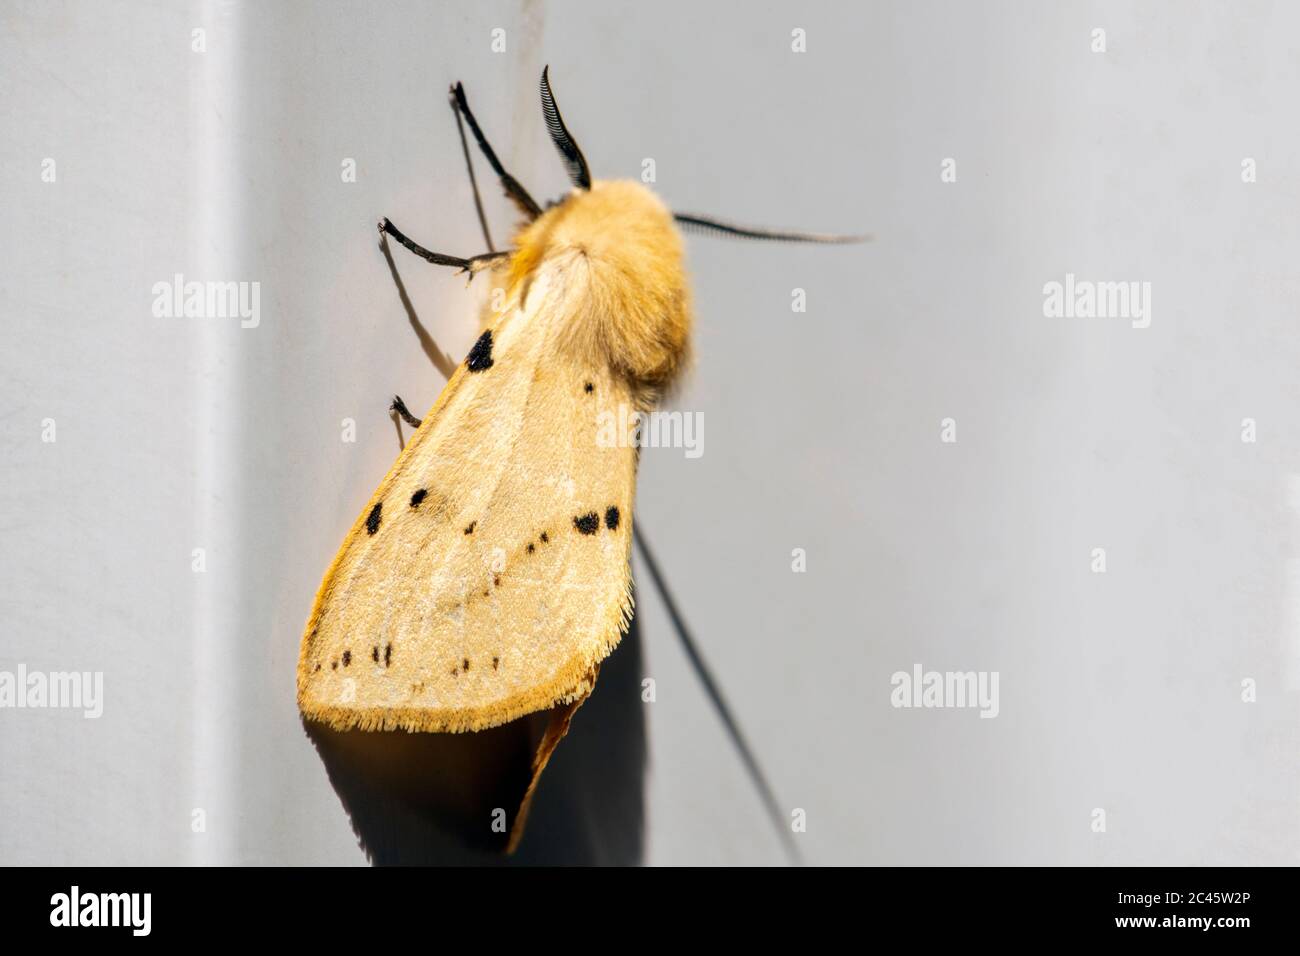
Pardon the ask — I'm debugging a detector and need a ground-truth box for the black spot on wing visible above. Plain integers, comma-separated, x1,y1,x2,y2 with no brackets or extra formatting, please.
584,382,594,393
366,502,382,535
605,506,620,530
464,521,476,535
342,650,351,667
410,488,427,508
574,512,600,535
384,643,393,667
466,330,494,371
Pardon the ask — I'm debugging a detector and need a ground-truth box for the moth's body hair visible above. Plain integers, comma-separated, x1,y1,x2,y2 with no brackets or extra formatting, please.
503,179,691,404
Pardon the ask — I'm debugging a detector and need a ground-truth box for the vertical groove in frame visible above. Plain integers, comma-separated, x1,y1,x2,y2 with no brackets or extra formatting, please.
189,0,242,866
633,528,803,865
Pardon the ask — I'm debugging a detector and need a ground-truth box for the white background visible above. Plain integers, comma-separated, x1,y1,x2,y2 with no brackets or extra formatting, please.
2,0,1299,865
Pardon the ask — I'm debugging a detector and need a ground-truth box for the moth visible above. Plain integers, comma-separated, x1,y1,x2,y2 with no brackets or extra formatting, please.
298,68,863,854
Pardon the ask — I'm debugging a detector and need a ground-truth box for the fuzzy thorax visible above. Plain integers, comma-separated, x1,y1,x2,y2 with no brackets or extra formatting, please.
506,180,692,396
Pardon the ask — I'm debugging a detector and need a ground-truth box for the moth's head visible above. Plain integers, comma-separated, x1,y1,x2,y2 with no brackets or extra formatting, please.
510,178,692,394
500,67,865,395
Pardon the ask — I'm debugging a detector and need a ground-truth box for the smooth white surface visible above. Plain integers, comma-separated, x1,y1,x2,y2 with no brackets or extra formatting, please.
2,0,1299,864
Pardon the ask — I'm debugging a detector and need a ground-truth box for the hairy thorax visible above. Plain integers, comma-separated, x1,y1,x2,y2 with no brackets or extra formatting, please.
504,180,693,400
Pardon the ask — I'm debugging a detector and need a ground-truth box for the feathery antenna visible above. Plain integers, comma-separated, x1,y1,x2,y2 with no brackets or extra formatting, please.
674,212,869,244
539,66,592,190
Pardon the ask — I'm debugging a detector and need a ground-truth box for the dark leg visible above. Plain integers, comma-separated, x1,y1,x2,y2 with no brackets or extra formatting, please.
449,82,542,220
378,218,508,279
633,528,803,866
450,88,495,252
390,395,422,430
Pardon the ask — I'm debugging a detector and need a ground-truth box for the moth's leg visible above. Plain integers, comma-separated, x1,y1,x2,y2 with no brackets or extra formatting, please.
378,218,508,279
389,395,422,430
633,529,803,865
450,86,494,252
449,82,542,221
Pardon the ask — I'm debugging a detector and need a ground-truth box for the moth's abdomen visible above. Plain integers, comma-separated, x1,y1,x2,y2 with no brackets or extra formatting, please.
508,179,692,396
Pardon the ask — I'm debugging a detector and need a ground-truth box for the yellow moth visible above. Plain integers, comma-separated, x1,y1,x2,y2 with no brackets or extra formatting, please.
298,68,863,854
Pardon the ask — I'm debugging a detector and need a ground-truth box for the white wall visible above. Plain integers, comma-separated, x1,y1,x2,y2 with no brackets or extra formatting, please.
2,0,1298,865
